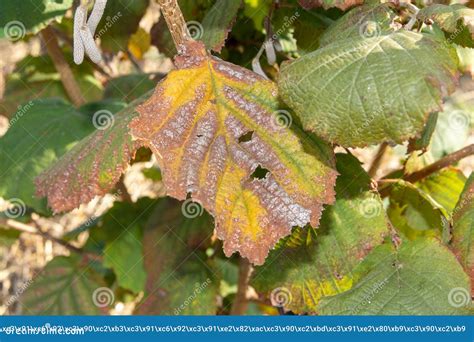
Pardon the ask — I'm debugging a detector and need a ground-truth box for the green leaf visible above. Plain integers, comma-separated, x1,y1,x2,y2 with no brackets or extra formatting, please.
251,153,388,313
20,256,106,315
201,0,242,52
103,225,146,294
451,174,474,294
36,93,152,213
215,258,239,298
279,30,459,147
319,239,472,315
0,99,95,213
319,2,399,47
103,74,160,103
243,0,272,30
388,180,447,240
97,0,149,53
79,100,128,118
90,199,157,293
0,0,73,37
135,198,218,315
0,227,21,247
407,112,438,152
0,55,103,117
85,198,157,247
416,168,467,217
272,6,331,55
418,4,474,48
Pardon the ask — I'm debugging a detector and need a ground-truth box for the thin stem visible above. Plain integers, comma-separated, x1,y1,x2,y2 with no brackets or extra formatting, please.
368,142,389,178
379,144,474,197
0,218,83,254
404,144,474,183
156,0,190,51
40,26,86,107
230,257,253,315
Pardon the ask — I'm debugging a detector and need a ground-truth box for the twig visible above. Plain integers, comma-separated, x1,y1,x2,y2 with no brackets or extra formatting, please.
404,144,474,183
230,257,253,315
156,0,190,51
40,26,86,107
368,142,389,178
379,144,474,197
0,218,84,254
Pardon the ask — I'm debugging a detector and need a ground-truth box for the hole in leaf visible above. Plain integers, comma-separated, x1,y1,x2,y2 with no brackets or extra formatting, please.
238,131,254,143
251,165,269,180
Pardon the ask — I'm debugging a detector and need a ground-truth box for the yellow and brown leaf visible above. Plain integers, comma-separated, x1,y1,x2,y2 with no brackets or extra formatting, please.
129,41,337,265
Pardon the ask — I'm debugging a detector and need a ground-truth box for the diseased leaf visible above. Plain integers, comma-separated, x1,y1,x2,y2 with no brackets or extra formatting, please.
388,180,447,240
201,0,242,52
135,198,218,315
36,94,152,213
0,99,95,213
20,256,106,315
252,153,388,313
319,2,399,47
279,30,459,147
319,239,472,315
0,0,73,36
451,174,474,294
130,41,337,265
418,4,474,48
298,0,362,11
